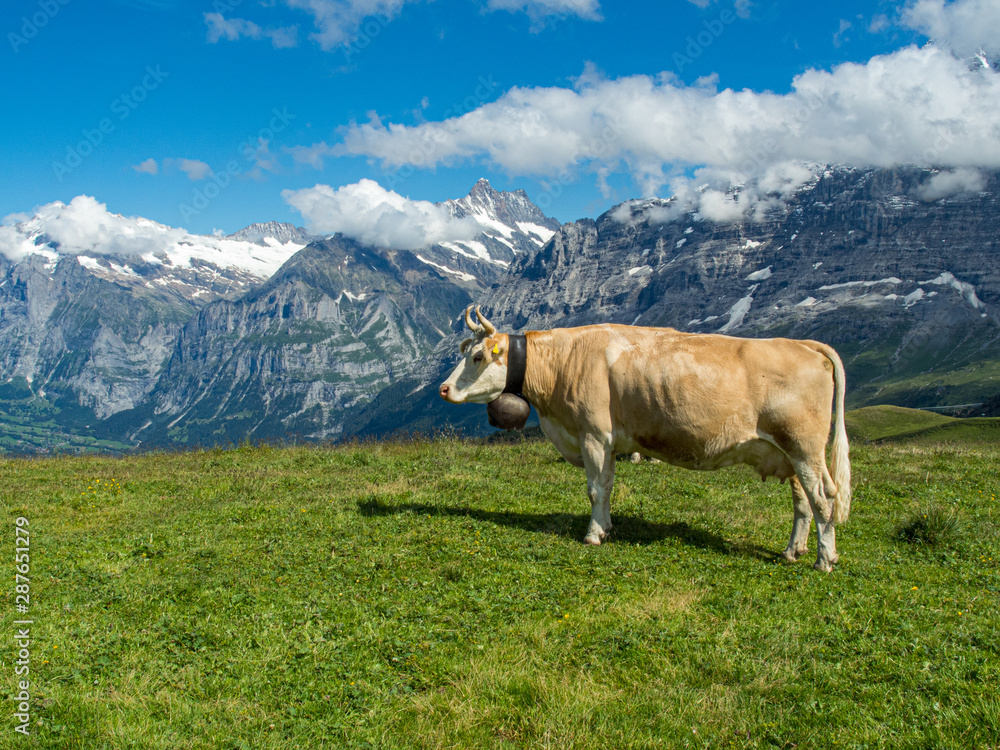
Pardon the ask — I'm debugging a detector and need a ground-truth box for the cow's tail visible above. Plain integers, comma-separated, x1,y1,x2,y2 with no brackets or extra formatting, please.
818,343,852,525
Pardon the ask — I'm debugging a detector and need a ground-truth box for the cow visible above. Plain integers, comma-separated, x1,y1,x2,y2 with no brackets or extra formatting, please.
439,306,852,571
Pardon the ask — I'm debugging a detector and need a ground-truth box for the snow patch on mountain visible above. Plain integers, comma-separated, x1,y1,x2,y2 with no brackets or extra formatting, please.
746,266,773,281
515,222,556,245
818,277,903,291
415,254,477,281
2,196,306,280
920,271,985,309
719,285,758,332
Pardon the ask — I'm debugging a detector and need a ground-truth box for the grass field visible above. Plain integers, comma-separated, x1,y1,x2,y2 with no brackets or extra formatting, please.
1,420,998,749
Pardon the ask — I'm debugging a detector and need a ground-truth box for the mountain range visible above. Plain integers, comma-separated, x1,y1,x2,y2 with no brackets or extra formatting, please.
0,181,558,451
0,168,997,453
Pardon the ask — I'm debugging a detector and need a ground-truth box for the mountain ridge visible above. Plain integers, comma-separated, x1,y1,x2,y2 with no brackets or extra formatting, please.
2,168,999,453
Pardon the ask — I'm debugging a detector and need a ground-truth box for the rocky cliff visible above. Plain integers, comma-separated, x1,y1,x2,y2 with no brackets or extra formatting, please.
126,236,477,447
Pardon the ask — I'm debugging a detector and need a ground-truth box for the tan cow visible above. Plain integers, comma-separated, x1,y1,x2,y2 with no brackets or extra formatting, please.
439,306,852,571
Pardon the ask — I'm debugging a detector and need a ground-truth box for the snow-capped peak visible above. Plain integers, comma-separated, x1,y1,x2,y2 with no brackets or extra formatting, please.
1,196,307,280
226,221,314,247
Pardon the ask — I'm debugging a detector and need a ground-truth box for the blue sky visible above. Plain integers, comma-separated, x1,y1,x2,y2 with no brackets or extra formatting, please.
2,0,998,237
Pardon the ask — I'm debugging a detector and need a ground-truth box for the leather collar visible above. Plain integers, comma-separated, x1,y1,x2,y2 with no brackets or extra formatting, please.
504,334,526,396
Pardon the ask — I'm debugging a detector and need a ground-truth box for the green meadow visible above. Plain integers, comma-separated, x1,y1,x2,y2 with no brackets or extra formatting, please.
1,410,998,749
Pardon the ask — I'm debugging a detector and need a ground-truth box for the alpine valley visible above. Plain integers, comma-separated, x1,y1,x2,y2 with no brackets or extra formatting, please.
1,168,998,454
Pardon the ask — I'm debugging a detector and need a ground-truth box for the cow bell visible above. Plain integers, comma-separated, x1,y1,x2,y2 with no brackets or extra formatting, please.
487,393,531,430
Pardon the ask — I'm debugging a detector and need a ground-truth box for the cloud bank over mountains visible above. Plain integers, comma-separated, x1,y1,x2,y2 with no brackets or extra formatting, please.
902,0,1000,57
1,196,187,261
339,44,1000,199
0,196,305,277
305,0,1000,229
282,179,479,250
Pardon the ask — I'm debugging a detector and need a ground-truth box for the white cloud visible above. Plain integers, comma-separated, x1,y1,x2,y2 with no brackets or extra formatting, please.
1,196,187,259
169,158,213,181
0,225,39,262
204,12,299,49
0,197,308,276
244,140,280,181
868,13,890,34
2,212,30,225
902,0,1000,56
916,167,986,201
756,161,816,197
696,189,747,222
205,12,260,42
209,0,597,53
284,0,413,50
135,158,216,181
132,158,159,175
684,0,751,17
282,179,479,249
339,45,1000,200
833,18,852,47
486,0,601,22
285,141,337,170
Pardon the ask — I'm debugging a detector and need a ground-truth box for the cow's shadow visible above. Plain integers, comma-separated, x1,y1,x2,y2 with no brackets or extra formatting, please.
357,498,781,562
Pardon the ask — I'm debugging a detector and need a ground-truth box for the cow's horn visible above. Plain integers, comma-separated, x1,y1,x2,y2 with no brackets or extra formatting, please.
464,306,483,336
475,306,497,337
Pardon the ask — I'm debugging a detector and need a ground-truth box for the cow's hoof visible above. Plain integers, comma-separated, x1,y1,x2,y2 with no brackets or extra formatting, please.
782,547,805,562
584,535,602,546
813,559,834,572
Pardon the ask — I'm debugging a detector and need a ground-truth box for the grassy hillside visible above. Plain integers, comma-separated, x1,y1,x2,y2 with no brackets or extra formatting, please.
1,433,998,749
849,356,1000,411
845,405,959,442
846,404,1000,444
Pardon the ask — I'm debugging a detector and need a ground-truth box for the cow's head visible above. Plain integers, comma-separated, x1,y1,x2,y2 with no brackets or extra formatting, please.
439,306,510,404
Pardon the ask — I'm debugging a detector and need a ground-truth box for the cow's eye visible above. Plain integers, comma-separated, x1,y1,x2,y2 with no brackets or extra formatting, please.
472,352,483,364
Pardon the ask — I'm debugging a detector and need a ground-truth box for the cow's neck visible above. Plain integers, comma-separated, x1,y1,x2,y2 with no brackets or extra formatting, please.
521,330,557,414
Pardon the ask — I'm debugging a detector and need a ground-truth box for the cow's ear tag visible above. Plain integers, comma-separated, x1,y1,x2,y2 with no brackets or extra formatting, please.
492,345,499,354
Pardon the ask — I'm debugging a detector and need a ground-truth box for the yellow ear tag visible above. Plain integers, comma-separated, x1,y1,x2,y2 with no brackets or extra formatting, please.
492,345,499,354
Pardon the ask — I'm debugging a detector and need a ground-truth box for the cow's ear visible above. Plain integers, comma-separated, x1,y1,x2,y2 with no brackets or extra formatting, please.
459,337,474,353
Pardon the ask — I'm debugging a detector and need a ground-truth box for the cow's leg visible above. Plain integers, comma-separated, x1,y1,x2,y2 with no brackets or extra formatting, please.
782,476,811,562
581,434,615,545
792,461,839,572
